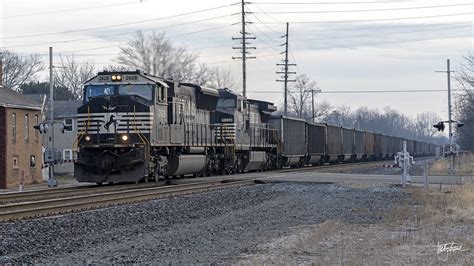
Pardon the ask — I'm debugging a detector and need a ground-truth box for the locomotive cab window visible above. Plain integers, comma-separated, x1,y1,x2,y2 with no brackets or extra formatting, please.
217,98,236,108
119,84,153,101
84,85,115,102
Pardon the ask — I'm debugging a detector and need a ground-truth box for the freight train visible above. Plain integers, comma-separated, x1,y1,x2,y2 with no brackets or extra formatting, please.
74,70,437,184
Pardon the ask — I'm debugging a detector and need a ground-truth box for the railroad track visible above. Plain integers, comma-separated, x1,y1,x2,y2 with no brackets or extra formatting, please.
279,160,394,174
0,180,177,204
0,160,393,205
0,179,257,222
0,158,418,221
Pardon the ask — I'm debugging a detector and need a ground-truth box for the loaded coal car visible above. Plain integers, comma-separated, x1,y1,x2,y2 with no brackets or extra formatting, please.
373,133,383,160
364,131,375,160
268,116,306,167
325,124,343,163
353,129,365,161
380,134,390,159
74,70,278,184
306,123,326,165
341,127,355,162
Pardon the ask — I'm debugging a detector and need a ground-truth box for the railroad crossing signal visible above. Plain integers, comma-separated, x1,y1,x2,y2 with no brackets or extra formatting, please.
34,121,71,134
33,122,49,134
433,122,445,132
433,121,464,132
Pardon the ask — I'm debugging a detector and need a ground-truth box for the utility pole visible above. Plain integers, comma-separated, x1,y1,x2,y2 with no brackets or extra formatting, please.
232,0,255,97
276,22,296,116
48,47,57,187
436,59,455,175
305,87,322,123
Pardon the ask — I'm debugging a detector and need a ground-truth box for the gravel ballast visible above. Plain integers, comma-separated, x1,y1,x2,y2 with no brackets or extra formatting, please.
0,182,411,264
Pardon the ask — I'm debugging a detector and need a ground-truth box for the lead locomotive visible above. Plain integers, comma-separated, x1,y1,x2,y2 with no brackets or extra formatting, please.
74,70,278,184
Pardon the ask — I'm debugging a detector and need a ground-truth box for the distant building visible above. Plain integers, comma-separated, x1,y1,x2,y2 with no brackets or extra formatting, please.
0,87,43,188
25,95,82,175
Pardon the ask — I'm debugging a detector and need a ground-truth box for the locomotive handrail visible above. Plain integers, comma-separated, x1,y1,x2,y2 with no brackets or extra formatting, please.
133,105,150,161
72,106,91,160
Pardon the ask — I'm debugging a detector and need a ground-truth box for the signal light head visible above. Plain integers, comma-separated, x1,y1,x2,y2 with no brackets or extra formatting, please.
433,122,445,132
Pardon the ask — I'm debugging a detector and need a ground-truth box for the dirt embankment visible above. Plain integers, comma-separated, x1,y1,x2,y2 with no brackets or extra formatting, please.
238,183,474,265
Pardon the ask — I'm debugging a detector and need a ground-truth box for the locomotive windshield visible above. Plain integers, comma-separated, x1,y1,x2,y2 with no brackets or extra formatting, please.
84,84,154,102
118,84,153,101
217,98,236,108
85,85,114,102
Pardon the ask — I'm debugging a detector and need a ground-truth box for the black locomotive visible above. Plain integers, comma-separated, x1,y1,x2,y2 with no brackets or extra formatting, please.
74,70,437,184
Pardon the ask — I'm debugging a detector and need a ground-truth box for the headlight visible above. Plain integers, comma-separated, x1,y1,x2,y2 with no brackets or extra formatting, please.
121,134,129,142
85,135,91,142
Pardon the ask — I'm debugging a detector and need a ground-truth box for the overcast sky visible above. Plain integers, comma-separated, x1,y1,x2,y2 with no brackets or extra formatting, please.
1,0,472,119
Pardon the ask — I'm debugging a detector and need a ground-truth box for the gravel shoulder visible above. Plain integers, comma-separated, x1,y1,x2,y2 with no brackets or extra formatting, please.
1,182,410,264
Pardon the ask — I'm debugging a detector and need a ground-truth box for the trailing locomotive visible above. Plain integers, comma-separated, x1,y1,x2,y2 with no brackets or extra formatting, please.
74,70,438,184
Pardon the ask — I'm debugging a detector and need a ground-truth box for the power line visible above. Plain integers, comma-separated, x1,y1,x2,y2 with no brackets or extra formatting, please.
306,34,471,50
292,22,472,36
1,15,233,49
1,3,236,39
253,3,474,14
252,12,473,24
292,24,471,42
252,1,410,4
57,24,234,54
1,1,143,19
248,89,451,94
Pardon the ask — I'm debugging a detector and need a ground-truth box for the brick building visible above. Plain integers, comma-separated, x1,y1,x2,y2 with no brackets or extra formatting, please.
0,87,43,188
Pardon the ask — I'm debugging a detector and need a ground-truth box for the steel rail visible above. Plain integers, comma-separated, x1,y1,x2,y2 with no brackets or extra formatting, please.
0,182,166,204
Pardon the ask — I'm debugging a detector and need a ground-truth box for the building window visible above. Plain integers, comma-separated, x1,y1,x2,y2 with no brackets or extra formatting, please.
73,149,78,160
12,113,16,140
34,115,39,139
13,156,19,169
25,114,29,141
30,155,36,168
64,118,74,132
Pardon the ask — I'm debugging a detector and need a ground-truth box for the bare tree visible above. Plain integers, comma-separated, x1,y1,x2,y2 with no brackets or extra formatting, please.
413,112,442,141
211,66,238,89
1,49,44,90
312,100,333,122
117,31,207,83
455,52,474,151
289,74,316,119
193,63,214,86
54,55,96,100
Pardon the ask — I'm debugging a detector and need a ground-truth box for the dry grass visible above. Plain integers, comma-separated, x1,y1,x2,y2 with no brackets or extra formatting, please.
238,183,474,265
430,153,474,176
